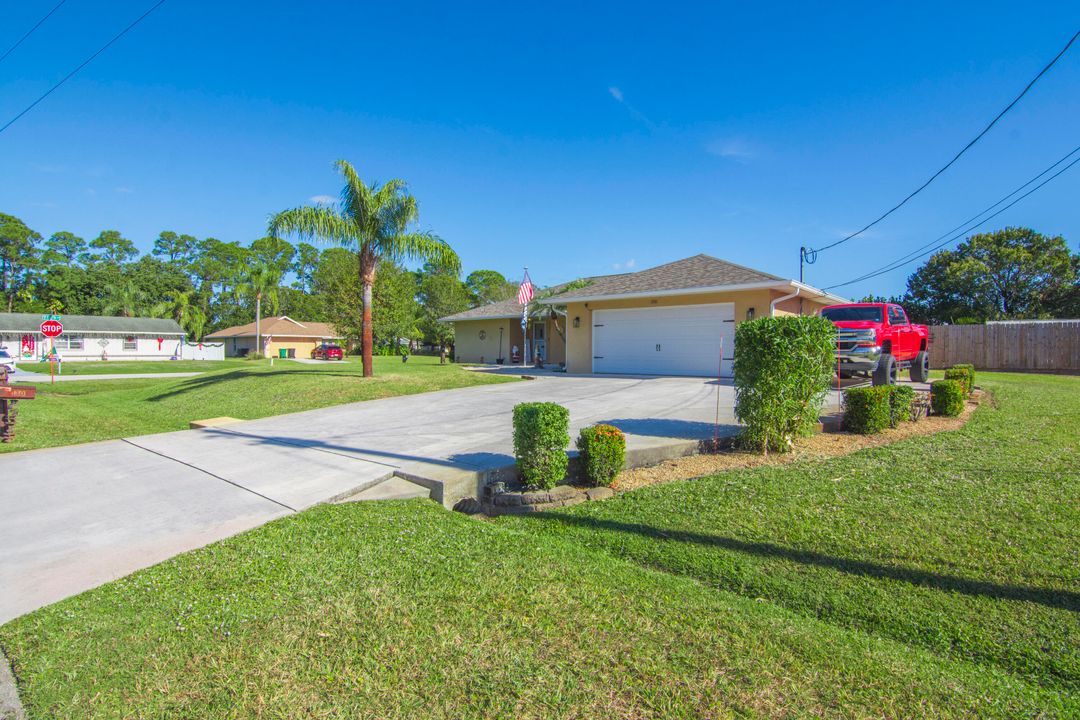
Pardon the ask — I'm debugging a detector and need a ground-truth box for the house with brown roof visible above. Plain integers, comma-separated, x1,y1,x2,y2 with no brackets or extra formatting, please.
442,254,846,376
205,316,344,359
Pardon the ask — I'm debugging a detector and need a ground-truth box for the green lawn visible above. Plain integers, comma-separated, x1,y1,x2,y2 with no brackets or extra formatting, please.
16,359,250,374
0,373,1076,718
1,356,515,453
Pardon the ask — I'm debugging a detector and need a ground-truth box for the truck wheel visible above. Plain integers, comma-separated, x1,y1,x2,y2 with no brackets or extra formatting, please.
872,354,897,386
910,351,930,383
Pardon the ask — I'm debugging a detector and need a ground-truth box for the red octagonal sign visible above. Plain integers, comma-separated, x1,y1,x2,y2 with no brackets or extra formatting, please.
40,320,64,338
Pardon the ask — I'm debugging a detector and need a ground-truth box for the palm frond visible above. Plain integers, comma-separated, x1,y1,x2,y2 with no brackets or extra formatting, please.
334,160,374,234
385,231,460,274
268,206,359,248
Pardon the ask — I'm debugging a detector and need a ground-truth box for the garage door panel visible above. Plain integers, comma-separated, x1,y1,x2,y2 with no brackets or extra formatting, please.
592,303,734,377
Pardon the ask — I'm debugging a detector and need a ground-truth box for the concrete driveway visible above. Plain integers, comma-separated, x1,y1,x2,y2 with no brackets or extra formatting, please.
0,374,815,623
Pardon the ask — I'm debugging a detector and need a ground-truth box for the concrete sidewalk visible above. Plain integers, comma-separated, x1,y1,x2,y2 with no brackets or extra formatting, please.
0,373,826,623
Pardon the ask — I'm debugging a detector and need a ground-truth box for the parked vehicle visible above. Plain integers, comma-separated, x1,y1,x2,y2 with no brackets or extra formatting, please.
311,343,344,361
0,349,16,374
820,302,930,385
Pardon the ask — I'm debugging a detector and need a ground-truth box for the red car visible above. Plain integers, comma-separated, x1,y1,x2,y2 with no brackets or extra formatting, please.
820,302,931,385
311,343,344,361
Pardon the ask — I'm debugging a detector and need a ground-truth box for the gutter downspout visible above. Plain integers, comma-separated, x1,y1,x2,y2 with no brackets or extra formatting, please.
770,287,800,316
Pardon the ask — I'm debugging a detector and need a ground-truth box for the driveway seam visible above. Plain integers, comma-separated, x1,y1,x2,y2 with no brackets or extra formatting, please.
119,438,298,513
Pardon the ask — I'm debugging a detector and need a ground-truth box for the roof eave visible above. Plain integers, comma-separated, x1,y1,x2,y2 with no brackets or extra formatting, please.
539,280,848,306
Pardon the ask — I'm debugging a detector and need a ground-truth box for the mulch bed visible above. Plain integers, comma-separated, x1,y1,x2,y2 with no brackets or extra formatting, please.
613,391,983,493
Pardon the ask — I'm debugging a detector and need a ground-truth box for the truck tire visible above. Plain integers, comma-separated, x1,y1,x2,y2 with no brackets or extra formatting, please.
872,354,897,386
910,351,930,383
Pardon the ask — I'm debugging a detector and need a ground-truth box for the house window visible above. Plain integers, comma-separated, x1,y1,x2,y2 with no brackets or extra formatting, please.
67,336,84,350
122,336,137,351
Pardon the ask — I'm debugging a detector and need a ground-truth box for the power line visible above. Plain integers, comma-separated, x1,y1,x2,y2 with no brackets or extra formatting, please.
0,0,167,137
0,0,68,66
825,146,1080,290
826,144,1080,288
811,28,1080,256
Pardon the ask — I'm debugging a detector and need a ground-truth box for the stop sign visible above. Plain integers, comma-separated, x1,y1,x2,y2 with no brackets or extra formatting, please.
40,320,64,338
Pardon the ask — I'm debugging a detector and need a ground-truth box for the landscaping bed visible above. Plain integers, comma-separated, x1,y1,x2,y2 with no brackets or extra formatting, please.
615,388,980,493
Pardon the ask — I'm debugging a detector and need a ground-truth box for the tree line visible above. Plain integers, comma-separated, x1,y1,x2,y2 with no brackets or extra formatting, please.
855,227,1078,324
0,207,518,354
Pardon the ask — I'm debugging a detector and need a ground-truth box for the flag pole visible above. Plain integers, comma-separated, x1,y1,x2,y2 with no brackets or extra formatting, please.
521,266,528,367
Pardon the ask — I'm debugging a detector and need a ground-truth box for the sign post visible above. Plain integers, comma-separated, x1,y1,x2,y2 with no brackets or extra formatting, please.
0,366,36,443
40,317,63,385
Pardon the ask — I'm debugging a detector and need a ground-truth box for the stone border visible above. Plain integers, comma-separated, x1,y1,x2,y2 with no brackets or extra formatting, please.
454,484,614,516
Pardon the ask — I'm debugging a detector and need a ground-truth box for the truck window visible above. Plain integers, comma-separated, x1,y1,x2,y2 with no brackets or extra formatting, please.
888,306,908,325
820,306,883,322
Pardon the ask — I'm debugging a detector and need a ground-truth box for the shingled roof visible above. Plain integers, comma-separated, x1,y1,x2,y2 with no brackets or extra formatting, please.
206,316,341,339
0,313,183,335
545,254,785,303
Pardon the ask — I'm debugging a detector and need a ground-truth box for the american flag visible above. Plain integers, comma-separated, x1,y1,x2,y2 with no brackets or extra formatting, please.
517,270,534,306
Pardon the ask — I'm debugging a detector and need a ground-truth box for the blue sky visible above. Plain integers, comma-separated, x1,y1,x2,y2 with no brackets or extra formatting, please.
1,1,1077,299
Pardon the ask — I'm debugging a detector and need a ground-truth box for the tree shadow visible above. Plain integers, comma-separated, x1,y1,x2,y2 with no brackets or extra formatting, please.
448,451,516,469
146,369,363,401
597,418,736,440
529,513,1080,612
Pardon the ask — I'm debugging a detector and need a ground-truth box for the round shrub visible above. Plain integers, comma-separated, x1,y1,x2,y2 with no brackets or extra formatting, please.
931,380,966,417
947,364,975,394
887,384,916,427
575,424,626,487
734,315,836,453
843,386,892,434
512,402,570,490
943,368,972,395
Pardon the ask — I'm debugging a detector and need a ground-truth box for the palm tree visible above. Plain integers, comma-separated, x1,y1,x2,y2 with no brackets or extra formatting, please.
238,261,282,357
269,160,458,377
152,291,209,341
102,280,148,317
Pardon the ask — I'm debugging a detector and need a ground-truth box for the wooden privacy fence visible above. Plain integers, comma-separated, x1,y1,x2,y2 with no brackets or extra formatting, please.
929,321,1080,372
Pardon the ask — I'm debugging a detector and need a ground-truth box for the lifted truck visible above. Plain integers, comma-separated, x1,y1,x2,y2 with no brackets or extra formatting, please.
820,302,930,386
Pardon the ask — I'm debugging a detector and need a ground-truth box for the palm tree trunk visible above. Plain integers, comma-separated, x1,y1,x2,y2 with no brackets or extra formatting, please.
256,293,262,357
361,281,374,377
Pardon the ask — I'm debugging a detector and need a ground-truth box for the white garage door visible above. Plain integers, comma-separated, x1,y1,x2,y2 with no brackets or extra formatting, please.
592,303,735,377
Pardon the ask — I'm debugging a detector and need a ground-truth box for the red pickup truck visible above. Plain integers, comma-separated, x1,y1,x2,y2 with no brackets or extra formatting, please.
819,302,930,385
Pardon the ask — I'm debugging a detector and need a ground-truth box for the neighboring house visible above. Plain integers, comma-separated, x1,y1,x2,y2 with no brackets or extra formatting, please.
206,316,343,359
0,313,188,361
443,254,846,377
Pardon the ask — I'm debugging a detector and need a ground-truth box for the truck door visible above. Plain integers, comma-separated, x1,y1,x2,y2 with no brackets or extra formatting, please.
887,305,912,358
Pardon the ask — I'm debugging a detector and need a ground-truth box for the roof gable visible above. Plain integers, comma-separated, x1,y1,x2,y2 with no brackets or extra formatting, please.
205,316,341,339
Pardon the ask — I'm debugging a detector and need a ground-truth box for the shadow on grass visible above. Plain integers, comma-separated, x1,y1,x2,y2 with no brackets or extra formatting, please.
146,369,364,401
530,513,1080,612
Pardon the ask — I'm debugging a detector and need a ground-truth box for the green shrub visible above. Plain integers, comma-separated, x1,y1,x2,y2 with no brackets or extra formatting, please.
512,402,570,490
950,364,976,393
944,368,972,395
931,380,966,417
575,424,626,487
887,384,916,427
843,386,892,434
734,316,836,453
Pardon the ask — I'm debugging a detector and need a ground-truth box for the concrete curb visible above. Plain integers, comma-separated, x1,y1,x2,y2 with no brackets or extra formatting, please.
0,650,26,720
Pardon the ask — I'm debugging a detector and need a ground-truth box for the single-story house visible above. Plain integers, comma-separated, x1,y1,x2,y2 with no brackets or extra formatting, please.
0,313,189,361
443,254,846,377
206,316,343,358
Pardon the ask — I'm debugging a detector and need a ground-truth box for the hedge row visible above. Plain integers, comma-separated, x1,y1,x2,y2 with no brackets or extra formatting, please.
843,384,916,434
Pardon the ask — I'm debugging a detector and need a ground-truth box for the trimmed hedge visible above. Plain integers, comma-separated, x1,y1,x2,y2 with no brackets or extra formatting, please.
575,424,626,487
931,380,966,417
947,364,975,394
843,386,892,434
512,402,570,490
888,384,916,427
734,316,836,453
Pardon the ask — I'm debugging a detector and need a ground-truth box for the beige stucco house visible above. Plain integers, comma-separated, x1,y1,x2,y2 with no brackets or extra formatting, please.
206,316,343,359
444,255,845,376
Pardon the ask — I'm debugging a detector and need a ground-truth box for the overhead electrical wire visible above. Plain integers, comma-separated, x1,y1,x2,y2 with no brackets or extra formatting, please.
825,144,1080,290
0,0,69,66
810,28,1080,256
0,0,167,137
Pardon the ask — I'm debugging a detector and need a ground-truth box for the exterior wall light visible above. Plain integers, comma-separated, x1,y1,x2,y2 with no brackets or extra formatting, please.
746,307,755,321
573,316,580,328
